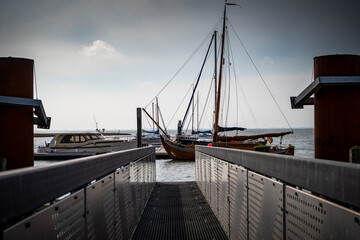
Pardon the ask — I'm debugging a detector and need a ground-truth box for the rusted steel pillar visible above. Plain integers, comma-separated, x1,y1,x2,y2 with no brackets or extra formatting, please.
0,57,34,169
314,55,360,162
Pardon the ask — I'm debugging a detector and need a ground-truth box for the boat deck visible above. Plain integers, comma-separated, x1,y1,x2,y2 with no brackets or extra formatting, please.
132,182,228,239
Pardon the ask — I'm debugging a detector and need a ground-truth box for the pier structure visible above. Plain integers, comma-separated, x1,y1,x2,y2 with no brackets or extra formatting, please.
291,54,360,162
0,57,50,170
1,146,359,239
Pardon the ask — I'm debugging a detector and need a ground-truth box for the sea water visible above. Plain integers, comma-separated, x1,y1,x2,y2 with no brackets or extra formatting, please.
34,128,314,182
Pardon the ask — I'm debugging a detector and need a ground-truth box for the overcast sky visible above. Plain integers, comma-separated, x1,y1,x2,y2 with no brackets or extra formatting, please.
1,0,359,131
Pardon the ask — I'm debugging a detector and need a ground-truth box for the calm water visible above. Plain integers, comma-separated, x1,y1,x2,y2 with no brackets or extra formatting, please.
34,128,314,182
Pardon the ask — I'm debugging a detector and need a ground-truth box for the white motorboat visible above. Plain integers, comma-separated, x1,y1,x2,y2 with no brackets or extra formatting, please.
37,132,137,154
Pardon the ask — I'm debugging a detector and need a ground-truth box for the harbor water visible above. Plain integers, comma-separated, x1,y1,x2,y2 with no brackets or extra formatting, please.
34,128,314,182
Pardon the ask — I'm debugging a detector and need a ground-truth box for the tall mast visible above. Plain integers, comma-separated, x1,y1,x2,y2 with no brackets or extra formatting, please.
213,2,227,143
156,97,159,133
213,30,217,132
191,84,194,133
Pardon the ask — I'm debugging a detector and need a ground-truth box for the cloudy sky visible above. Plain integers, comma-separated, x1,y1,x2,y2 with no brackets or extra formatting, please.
1,0,359,131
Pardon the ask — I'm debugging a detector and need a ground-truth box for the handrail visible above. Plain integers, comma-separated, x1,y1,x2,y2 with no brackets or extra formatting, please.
0,146,154,226
196,145,360,209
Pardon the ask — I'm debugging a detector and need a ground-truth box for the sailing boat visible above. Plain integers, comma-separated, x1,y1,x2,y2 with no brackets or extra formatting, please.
145,2,294,160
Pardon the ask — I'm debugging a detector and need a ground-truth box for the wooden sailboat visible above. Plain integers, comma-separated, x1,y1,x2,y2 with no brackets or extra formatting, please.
147,2,294,160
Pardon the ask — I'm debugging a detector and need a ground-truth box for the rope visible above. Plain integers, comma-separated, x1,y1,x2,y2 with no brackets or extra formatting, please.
34,63,38,99
228,20,293,132
145,17,223,109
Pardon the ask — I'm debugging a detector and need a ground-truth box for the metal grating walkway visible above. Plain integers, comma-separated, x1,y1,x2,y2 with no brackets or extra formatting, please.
132,182,228,239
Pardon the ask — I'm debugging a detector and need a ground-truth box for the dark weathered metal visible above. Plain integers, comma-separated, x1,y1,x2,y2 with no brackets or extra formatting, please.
291,55,360,162
0,57,34,170
0,95,51,129
290,76,360,108
196,145,360,208
314,55,360,162
0,146,154,226
137,107,142,147
132,182,228,240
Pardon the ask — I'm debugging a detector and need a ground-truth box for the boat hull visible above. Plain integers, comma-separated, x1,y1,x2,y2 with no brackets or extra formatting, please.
160,136,195,160
38,140,137,154
161,136,295,161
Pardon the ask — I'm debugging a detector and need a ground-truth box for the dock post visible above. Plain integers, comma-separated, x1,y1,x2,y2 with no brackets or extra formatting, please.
137,107,142,147
313,55,360,162
0,57,34,169
350,146,360,163
291,54,360,162
0,158,6,171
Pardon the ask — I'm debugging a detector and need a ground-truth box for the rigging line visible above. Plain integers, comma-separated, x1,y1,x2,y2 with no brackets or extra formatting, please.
143,112,153,130
34,63,38,99
181,33,215,130
199,72,215,130
228,20,293,132
166,84,193,129
310,64,314,83
225,27,232,127
228,33,259,128
158,106,168,133
145,17,223,109
227,30,239,129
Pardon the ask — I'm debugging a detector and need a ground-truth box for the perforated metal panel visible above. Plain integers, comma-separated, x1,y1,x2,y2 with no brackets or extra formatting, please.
3,190,85,240
210,157,218,216
218,159,230,237
199,155,206,195
130,161,142,225
286,186,360,240
205,156,212,205
115,166,132,240
229,163,247,240
86,173,115,240
248,171,283,240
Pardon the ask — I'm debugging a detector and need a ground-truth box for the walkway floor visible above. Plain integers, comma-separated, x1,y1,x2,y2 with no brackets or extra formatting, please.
132,182,228,239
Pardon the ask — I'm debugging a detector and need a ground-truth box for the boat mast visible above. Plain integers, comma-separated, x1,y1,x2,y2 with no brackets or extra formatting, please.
156,97,159,133
213,2,227,143
192,84,194,134
142,108,170,139
213,30,217,132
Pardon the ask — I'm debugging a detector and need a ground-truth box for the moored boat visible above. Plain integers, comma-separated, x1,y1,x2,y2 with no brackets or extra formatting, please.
144,1,295,160
37,132,137,154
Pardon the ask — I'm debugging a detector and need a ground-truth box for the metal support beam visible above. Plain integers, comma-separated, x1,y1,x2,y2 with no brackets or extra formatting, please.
0,95,51,129
290,76,360,108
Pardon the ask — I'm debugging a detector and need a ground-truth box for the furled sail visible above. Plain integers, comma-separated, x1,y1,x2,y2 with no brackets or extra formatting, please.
218,126,246,132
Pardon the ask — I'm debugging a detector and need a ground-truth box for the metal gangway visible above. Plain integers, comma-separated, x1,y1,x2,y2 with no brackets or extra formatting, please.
0,146,359,239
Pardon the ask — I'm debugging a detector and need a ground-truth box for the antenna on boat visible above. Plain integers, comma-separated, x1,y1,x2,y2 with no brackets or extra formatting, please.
93,114,99,132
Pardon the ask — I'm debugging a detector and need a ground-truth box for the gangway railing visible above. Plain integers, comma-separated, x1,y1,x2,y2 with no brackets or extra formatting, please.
196,145,360,239
0,146,155,240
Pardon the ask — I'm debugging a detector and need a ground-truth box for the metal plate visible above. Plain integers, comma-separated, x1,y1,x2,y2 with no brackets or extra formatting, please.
229,163,247,240
248,171,283,240
205,156,212,206
130,161,142,225
218,159,230,237
3,190,85,240
86,173,115,240
210,157,218,216
115,166,132,240
286,186,360,240
198,155,206,195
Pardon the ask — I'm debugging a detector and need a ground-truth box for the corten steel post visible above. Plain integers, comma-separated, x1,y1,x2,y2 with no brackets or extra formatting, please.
314,55,360,162
0,57,34,169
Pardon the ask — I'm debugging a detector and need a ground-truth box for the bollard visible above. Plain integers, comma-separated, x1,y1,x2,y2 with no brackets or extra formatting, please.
350,146,360,163
137,108,142,147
